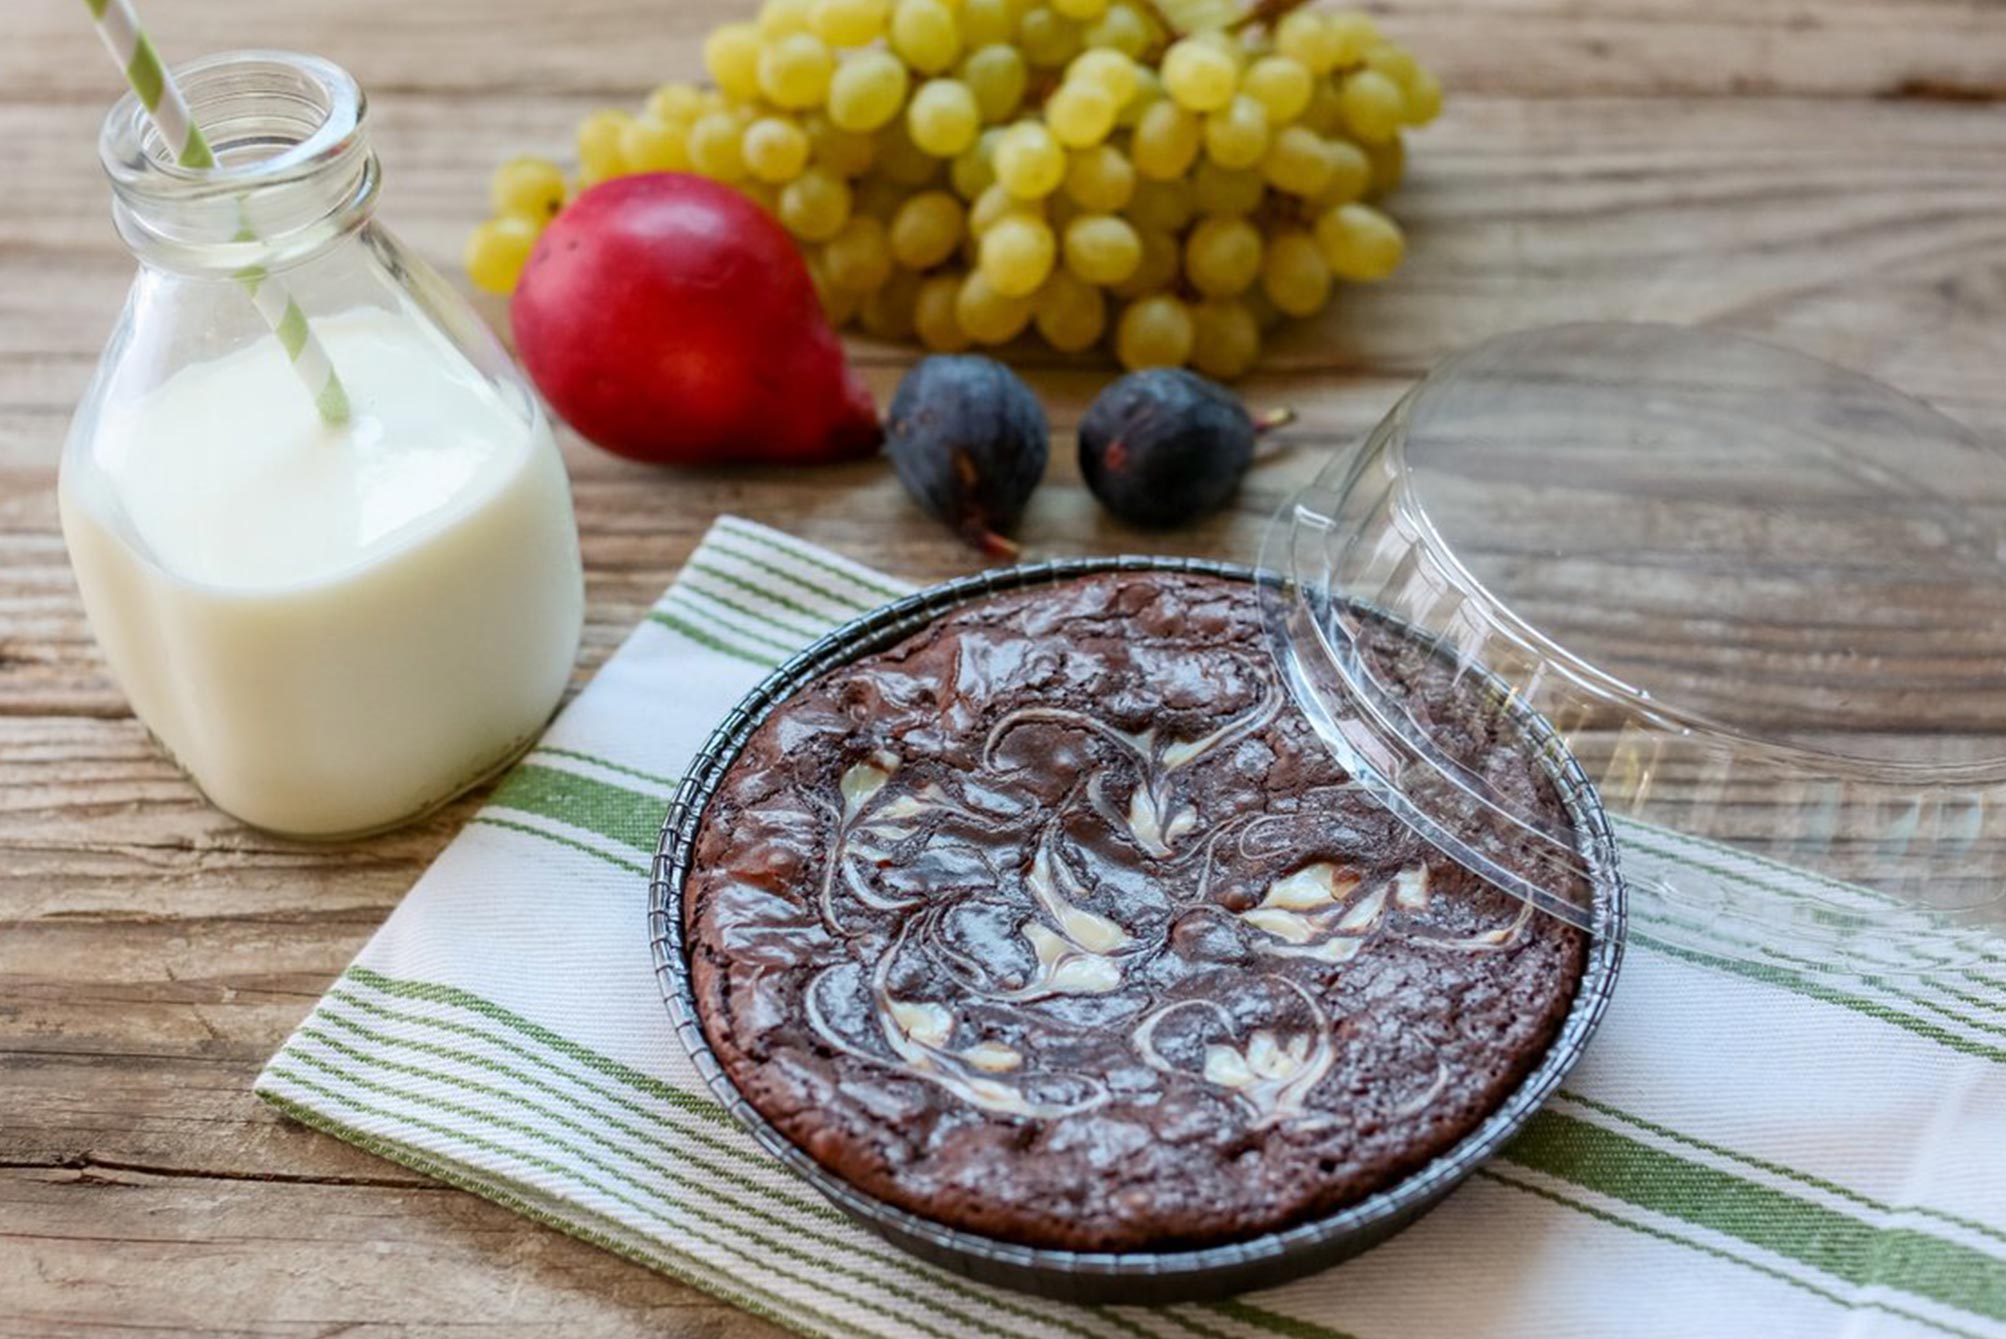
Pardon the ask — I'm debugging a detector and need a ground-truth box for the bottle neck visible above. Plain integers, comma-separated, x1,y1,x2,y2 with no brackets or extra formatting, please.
99,51,379,278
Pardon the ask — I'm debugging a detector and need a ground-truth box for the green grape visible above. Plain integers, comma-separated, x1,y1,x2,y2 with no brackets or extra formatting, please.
1116,293,1194,370
1117,65,1163,128
961,0,1016,47
491,156,567,221
1338,69,1404,143
828,51,910,132
890,189,966,267
1364,133,1404,196
743,116,811,182
915,271,975,350
1034,268,1107,352
779,166,853,240
1184,214,1263,297
994,122,1066,198
1109,225,1178,297
1243,55,1313,125
577,109,633,181
646,84,705,125
1061,213,1142,285
1260,124,1334,196
1402,68,1443,124
759,0,816,37
978,214,1057,296
1067,49,1138,105
1190,298,1260,379
956,270,1036,343
1364,44,1419,89
961,44,1028,122
1327,11,1382,64
807,115,877,175
1315,201,1403,279
1273,11,1338,75
891,0,962,74
969,180,1039,235
1204,94,1270,170
1300,76,1346,136
804,247,861,326
1124,176,1194,232
688,111,747,180
908,79,982,156
1017,8,1083,68
853,172,910,220
825,215,896,290
703,24,764,100
876,119,946,184
1190,160,1264,215
465,216,539,294
861,267,924,339
1052,0,1107,19
1130,100,1200,180
1260,229,1332,317
1188,28,1250,73
759,32,836,109
1044,80,1118,149
811,0,889,46
1308,137,1369,208
950,130,1001,198
1161,38,1238,112
623,116,692,173
1083,2,1151,58
1064,143,1136,212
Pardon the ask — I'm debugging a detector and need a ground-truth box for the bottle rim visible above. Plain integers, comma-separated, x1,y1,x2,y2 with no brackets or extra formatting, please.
97,50,377,271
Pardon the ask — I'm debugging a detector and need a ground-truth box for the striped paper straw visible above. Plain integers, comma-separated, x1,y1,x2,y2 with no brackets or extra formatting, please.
82,0,351,424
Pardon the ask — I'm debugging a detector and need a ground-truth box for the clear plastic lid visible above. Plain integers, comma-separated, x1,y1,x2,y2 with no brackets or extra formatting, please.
1260,323,2006,977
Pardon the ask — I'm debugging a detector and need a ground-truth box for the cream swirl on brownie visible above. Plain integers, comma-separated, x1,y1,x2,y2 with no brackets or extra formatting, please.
687,572,1586,1251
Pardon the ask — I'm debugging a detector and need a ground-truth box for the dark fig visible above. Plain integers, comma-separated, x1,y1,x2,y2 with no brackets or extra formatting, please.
886,355,1049,557
1079,369,1286,528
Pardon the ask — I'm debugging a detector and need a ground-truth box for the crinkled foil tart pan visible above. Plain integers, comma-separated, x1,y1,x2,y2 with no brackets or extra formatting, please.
649,555,1626,1304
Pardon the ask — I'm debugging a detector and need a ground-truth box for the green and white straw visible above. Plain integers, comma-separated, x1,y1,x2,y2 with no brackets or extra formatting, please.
82,0,351,425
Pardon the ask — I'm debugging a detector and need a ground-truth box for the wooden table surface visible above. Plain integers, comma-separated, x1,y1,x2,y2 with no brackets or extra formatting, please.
5,0,2005,1332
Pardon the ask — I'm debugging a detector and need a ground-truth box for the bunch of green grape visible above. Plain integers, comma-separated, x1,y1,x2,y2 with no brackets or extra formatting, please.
466,0,1439,379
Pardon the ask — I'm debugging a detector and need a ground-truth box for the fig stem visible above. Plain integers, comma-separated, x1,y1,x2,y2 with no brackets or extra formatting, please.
1252,406,1298,436
1251,407,1297,464
965,524,1021,560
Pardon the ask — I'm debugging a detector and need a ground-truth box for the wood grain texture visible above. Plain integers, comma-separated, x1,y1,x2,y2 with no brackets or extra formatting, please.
4,0,2005,1331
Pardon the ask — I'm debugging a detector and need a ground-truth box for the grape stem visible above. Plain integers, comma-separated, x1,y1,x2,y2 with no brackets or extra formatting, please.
1224,0,1320,33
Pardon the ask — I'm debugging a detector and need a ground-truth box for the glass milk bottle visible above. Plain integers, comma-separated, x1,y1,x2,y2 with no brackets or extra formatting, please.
60,52,585,838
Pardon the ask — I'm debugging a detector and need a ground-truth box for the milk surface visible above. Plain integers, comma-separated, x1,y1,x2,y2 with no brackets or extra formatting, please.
62,306,584,836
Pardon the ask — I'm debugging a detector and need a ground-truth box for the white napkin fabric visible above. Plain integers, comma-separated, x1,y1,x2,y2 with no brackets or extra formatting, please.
259,515,2006,1339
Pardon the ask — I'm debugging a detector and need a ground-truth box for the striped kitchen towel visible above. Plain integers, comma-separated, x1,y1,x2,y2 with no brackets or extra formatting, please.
258,515,2006,1339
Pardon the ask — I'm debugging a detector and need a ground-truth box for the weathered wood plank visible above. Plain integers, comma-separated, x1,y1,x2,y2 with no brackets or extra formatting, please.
0,1167,788,1338
5,0,2006,1331
5,0,2005,101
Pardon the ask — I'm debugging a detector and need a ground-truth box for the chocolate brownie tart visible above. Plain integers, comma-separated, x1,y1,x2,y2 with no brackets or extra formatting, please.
686,571,1587,1252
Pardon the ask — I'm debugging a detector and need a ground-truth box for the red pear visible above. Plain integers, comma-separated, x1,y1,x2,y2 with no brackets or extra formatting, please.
511,174,881,466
